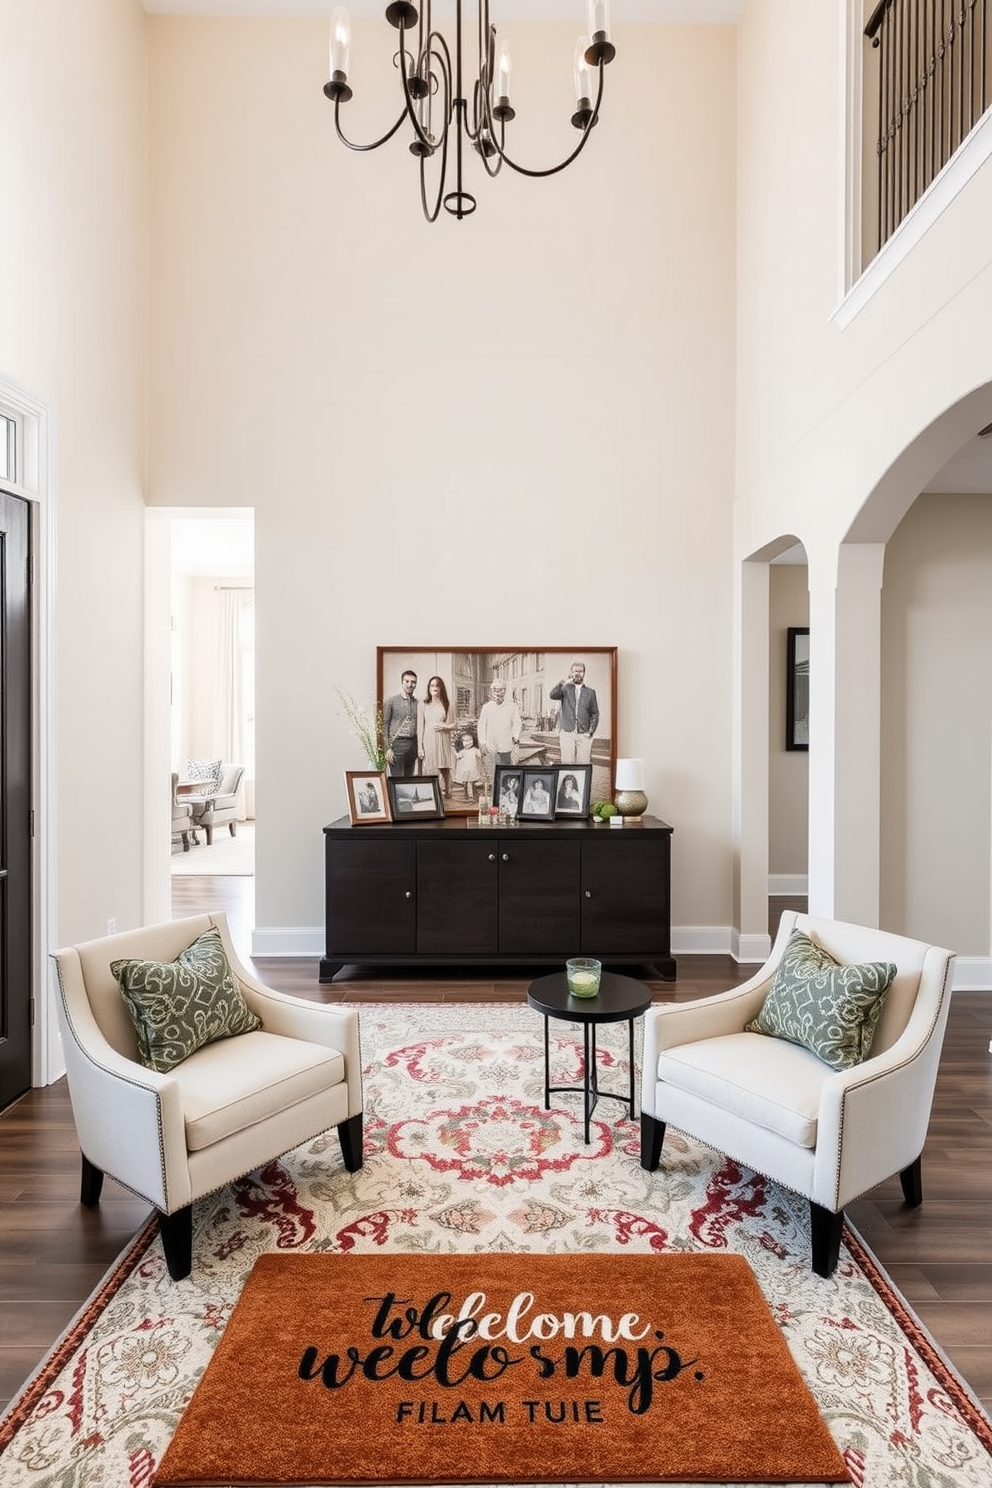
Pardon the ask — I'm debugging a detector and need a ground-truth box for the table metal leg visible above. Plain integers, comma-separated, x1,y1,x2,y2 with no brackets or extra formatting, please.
583,1022,592,1144
627,1017,636,1120
543,1015,551,1109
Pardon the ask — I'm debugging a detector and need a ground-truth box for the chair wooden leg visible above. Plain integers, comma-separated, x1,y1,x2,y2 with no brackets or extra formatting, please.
229,821,237,837
337,1113,364,1172
80,1153,104,1207
159,1206,193,1281
640,1112,666,1171
899,1154,923,1207
181,831,190,851
810,1202,844,1278
205,825,214,846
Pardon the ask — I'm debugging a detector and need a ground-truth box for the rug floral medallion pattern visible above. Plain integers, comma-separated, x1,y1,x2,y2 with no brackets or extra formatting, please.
2,1004,992,1488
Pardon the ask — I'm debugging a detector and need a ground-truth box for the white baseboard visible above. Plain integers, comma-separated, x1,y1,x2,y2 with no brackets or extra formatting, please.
249,926,991,987
671,926,769,964
251,926,324,958
950,956,992,992
733,929,772,964
768,875,808,896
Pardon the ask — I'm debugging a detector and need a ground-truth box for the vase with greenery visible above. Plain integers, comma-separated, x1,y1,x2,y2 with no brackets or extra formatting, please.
335,688,397,772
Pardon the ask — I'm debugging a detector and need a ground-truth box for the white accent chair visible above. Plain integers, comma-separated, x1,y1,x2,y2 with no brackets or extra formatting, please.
51,912,363,1281
171,772,193,852
640,912,955,1277
189,762,245,846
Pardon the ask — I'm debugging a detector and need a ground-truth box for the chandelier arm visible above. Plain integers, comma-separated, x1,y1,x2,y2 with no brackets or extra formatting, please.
482,58,606,179
418,48,452,222
463,19,493,143
419,121,450,221
401,25,453,155
333,98,409,152
472,97,504,180
478,142,503,179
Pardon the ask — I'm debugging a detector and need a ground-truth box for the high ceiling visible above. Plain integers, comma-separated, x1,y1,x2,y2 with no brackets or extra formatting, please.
141,1,744,19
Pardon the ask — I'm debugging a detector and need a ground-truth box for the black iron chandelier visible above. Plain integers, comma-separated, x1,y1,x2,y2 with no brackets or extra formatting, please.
323,0,616,222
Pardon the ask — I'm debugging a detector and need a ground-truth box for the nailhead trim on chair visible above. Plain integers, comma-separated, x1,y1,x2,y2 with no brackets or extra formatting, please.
53,960,172,1209
829,956,953,1211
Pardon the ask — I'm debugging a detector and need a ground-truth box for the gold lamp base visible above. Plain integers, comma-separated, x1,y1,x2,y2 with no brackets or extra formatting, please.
614,789,648,822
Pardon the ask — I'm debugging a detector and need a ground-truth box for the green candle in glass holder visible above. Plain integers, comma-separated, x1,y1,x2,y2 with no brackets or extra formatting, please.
566,957,602,998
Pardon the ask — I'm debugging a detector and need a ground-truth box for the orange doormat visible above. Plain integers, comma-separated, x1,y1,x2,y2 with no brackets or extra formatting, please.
155,1251,848,1486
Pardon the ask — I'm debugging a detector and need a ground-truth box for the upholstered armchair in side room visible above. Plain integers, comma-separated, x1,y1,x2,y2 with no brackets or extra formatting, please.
640,911,955,1278
190,762,245,846
51,912,363,1281
171,772,192,852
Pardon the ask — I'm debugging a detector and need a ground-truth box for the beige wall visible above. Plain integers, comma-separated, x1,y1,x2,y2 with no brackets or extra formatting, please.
0,0,147,946
145,16,740,945
768,564,809,877
4,0,989,985
735,0,992,561
735,0,992,963
881,493,992,953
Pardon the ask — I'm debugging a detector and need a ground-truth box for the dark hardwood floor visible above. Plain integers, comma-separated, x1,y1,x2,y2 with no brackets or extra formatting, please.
1,883,990,1418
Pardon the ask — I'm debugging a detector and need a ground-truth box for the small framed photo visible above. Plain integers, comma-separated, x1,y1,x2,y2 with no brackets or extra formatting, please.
345,770,391,826
387,774,445,821
518,767,556,822
554,764,592,818
493,764,524,817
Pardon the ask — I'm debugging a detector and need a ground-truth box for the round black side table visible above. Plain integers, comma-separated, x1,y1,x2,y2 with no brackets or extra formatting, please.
527,971,653,1144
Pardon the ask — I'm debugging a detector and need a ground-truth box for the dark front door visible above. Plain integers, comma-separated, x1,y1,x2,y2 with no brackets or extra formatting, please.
0,491,32,1111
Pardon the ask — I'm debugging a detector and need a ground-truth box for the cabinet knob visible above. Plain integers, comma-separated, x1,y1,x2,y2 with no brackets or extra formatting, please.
405,890,412,899
488,853,496,862
585,889,592,898
501,853,510,862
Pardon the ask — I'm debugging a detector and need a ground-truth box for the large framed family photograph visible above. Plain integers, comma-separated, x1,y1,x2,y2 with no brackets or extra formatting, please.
376,647,617,816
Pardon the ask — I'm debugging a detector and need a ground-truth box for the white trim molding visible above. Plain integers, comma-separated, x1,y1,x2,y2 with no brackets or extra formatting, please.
769,874,809,896
835,107,992,329
671,925,770,964
251,925,325,958
951,956,992,992
0,372,59,1086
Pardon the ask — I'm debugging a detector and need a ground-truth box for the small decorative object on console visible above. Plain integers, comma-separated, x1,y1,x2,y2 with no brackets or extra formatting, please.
614,757,648,821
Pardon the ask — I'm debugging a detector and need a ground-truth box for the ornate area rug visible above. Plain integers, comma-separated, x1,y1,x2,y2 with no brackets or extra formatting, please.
154,1251,847,1485
1,1003,991,1488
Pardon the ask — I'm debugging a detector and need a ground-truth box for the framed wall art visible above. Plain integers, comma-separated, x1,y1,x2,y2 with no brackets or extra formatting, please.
786,627,810,751
344,770,391,825
376,647,617,815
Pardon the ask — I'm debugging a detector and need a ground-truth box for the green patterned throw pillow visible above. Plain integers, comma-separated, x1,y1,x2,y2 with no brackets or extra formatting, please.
745,927,896,1071
112,927,260,1074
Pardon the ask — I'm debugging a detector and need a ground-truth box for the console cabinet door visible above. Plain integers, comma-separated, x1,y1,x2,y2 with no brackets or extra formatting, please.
498,839,580,953
325,838,416,955
580,833,671,956
417,841,498,955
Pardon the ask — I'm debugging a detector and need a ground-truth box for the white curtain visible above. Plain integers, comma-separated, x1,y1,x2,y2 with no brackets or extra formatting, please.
212,588,253,766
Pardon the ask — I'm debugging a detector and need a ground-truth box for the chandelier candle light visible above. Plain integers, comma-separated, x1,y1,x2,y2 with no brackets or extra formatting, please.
614,757,648,822
323,0,616,222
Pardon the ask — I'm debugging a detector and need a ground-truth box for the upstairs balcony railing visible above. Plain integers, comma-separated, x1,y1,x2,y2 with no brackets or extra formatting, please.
864,0,990,257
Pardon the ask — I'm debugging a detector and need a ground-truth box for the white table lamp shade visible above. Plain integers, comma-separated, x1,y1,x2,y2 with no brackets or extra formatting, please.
615,758,645,790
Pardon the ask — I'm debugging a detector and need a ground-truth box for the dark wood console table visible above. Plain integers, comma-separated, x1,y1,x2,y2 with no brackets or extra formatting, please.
320,814,675,983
